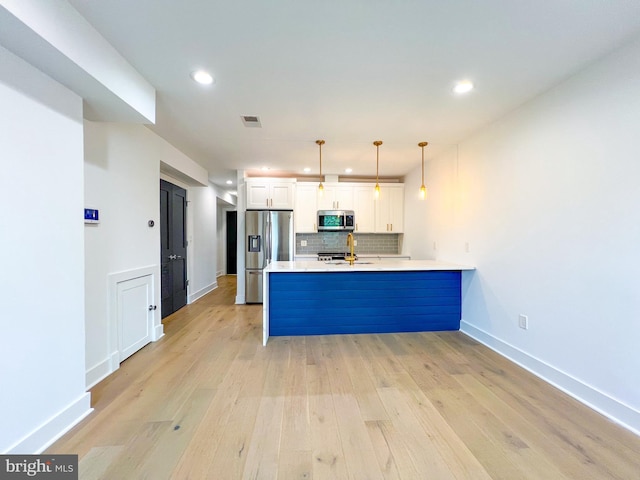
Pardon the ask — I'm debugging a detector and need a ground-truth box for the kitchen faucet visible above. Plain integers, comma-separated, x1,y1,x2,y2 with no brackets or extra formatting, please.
345,233,356,266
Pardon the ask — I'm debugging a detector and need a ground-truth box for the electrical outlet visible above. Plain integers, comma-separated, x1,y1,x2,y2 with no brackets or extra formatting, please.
433,241,437,250
354,240,357,246
518,314,528,330
301,240,307,247
465,242,470,253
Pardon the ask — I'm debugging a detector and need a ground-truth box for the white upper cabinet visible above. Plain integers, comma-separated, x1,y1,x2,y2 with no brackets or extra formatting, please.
294,183,318,232
353,186,375,233
374,185,404,233
246,178,296,210
317,184,354,211
294,182,404,234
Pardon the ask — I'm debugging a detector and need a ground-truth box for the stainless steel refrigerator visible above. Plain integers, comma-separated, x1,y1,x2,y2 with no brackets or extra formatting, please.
245,210,294,303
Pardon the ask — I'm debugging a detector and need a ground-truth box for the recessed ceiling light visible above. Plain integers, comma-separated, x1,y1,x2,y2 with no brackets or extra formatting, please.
191,70,214,85
453,80,474,94
229,191,237,196
344,168,353,174
261,167,270,171
303,167,311,173
226,180,233,185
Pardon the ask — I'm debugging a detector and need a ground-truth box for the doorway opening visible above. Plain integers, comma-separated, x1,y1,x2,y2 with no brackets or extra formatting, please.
226,210,237,274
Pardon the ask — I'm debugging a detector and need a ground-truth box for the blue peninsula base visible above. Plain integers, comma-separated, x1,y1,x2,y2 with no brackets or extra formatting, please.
268,270,461,337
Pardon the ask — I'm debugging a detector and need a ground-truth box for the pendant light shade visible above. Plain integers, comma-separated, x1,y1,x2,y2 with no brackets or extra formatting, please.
418,141,428,200
316,139,325,195
373,141,382,198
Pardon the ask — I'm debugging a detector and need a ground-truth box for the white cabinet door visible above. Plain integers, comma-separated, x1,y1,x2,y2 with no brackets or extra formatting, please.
246,181,270,209
387,185,404,232
295,184,318,232
317,183,354,210
334,186,354,210
375,185,404,232
353,186,375,232
117,274,153,362
317,184,337,210
246,179,295,209
270,181,295,209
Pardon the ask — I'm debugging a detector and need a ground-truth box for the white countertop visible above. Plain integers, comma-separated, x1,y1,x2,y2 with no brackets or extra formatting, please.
295,254,410,258
265,259,475,273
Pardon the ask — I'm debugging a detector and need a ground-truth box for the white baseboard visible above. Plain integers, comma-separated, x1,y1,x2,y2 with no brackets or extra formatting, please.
86,351,120,389
153,323,164,341
235,294,245,305
460,321,640,436
188,281,217,304
216,270,224,277
6,393,92,454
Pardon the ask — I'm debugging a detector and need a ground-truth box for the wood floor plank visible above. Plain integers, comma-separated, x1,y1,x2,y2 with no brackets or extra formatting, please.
391,381,493,480
365,420,410,480
323,336,384,479
44,276,640,479
169,356,254,478
428,386,533,480
78,446,125,480
135,388,217,478
376,386,464,479
98,421,173,480
332,393,385,480
240,336,288,479
279,336,311,454
307,363,350,480
336,335,390,422
241,395,285,478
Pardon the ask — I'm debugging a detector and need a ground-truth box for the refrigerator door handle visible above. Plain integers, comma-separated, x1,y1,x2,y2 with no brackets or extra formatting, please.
264,214,271,267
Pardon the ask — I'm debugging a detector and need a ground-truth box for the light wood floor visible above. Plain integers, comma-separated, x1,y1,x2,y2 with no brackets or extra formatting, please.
49,275,640,479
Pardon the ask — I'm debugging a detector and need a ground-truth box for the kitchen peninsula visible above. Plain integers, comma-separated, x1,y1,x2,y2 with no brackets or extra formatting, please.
262,260,474,345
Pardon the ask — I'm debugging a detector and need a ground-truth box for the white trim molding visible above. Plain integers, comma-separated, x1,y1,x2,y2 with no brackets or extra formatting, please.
6,393,92,454
85,350,120,389
188,281,217,304
461,321,640,436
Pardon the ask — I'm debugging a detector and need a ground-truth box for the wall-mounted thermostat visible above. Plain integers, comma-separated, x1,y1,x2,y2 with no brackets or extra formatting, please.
84,208,99,224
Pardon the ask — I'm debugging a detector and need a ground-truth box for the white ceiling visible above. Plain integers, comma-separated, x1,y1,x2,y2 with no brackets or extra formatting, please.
66,0,640,189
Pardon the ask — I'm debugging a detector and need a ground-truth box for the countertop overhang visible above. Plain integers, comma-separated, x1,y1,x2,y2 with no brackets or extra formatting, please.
264,259,475,273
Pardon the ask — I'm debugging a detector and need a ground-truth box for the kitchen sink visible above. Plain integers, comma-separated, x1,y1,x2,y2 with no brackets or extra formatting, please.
325,260,374,265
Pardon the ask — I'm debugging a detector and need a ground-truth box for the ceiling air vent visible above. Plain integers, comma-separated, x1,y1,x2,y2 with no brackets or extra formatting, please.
241,115,262,128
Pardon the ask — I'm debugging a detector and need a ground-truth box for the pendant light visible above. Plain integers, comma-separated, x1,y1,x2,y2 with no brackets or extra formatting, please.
418,141,428,199
316,139,325,195
373,140,382,198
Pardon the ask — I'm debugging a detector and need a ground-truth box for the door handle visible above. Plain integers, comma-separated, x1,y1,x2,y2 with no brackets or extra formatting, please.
148,305,157,311
168,254,176,260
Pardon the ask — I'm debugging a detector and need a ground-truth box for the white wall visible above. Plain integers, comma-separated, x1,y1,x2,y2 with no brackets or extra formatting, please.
405,35,640,433
84,122,217,387
0,45,90,453
188,182,218,301
217,202,227,277
84,122,162,387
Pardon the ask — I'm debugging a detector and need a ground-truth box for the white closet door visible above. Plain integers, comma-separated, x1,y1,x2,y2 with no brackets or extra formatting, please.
117,274,153,362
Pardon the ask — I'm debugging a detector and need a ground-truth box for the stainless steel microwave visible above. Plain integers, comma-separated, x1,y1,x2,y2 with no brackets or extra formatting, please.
317,210,355,232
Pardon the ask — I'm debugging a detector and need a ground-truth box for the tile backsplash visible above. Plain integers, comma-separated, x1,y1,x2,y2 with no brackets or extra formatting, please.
296,232,400,255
